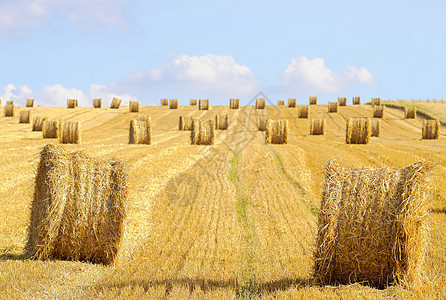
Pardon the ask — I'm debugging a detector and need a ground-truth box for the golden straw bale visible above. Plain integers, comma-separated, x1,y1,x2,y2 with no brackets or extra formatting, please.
371,119,380,137
25,144,128,265
111,97,122,109
257,115,271,131
42,120,60,139
298,105,310,118
4,103,16,116
33,116,48,131
161,98,168,106
314,160,434,287
288,98,296,108
169,99,179,109
405,107,416,119
179,115,193,131
309,96,317,105
371,98,381,106
199,99,209,110
230,98,239,109
215,114,228,130
310,118,326,135
93,98,102,108
373,105,385,118
129,118,151,144
353,96,361,105
422,120,440,139
277,100,285,106
129,101,140,113
346,118,371,144
0,99,2,106
328,102,338,113
191,119,215,145
19,110,31,123
190,99,197,106
59,121,81,144
256,98,265,109
26,99,34,107
266,120,288,144
6,100,13,105
67,99,78,108
338,97,347,106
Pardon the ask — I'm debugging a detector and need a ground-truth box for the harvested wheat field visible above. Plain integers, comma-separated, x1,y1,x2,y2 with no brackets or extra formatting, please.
0,101,446,299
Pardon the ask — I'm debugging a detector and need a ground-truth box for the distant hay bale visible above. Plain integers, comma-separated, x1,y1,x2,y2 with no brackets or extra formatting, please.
405,107,416,119
25,144,128,265
338,97,347,106
346,118,371,144
215,114,228,130
422,120,440,140
179,115,193,131
256,98,265,109
288,98,296,108
59,121,81,144
33,116,48,131
277,100,285,106
19,110,31,123
6,100,13,105
111,97,122,109
373,105,385,118
161,99,168,106
129,118,151,144
266,120,288,144
314,160,434,287
371,98,381,106
353,96,361,105
328,102,338,113
310,118,326,135
190,99,197,106
199,99,209,110
129,101,140,113
42,120,60,139
191,119,215,145
309,96,317,105
371,119,380,137
67,99,78,108
298,105,310,118
93,98,102,108
4,103,16,117
257,115,271,131
26,99,34,107
170,99,179,109
230,98,239,109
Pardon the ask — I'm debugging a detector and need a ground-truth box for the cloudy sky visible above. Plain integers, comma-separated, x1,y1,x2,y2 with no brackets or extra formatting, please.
1,0,445,106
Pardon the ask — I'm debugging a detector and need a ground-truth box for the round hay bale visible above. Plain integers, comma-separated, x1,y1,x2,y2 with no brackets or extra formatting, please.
170,99,179,109
405,107,416,119
179,115,193,131
93,98,102,108
373,105,385,118
111,97,122,109
230,98,239,109
257,115,270,131
199,99,209,110
422,119,440,139
19,110,31,123
298,105,310,118
129,118,151,144
215,114,228,130
288,98,296,108
256,98,265,109
190,99,197,106
310,118,326,135
4,103,16,117
26,99,34,107
67,99,78,108
328,102,338,113
25,144,128,265
277,100,285,106
129,101,140,113
314,160,434,287
33,116,48,131
59,121,81,144
338,97,347,106
346,118,371,144
6,100,14,105
371,119,380,137
266,120,288,144
42,120,60,139
352,96,361,105
371,97,381,107
161,98,168,106
309,96,317,105
191,119,215,145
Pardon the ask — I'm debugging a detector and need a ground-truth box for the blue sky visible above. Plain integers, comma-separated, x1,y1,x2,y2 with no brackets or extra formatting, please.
1,0,445,106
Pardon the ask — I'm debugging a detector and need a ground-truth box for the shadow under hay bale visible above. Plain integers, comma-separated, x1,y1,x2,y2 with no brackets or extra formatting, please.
67,99,78,108
26,99,34,107
179,115,193,131
405,107,416,119
373,105,385,118
422,120,440,140
257,115,270,131
32,116,48,131
328,102,338,113
190,99,197,106
199,99,209,110
42,120,60,139
371,119,380,137
372,98,381,106
288,98,296,108
310,118,326,135
314,160,434,287
25,144,128,265
277,100,285,106
59,121,81,144
309,96,317,105
191,119,215,145
266,120,288,144
129,101,140,113
170,99,179,109
215,114,228,130
129,118,151,144
353,96,361,105
338,97,347,106
346,118,371,144
111,97,122,109
256,98,265,109
19,110,31,123
4,104,16,117
298,105,310,119
161,99,168,106
93,98,102,108
230,98,239,109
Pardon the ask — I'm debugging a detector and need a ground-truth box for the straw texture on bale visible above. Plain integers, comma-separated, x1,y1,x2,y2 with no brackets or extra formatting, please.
20,110,31,123
190,99,197,106
6,100,13,105
161,99,168,106
277,100,285,106
0,99,2,107
266,120,288,144
42,120,60,139
191,119,215,145
353,96,361,105
129,101,140,113
33,116,48,131
288,98,296,108
257,115,271,131
179,115,193,131
338,97,347,106
169,99,179,109
405,107,416,119
129,118,151,144
373,105,385,118
256,98,265,109
298,105,310,118
26,99,34,107
215,114,228,130
4,104,16,116
310,118,326,135
25,144,128,265
371,98,381,106
328,102,338,113
59,121,81,144
93,98,102,108
314,160,434,287
371,119,380,137
309,96,317,105
230,98,239,109
422,120,440,139
346,118,371,144
199,99,209,110
67,99,78,108
111,97,122,109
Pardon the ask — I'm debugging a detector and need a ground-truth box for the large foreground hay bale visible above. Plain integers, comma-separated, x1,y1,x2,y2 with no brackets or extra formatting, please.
161,98,168,106
422,120,440,139
4,103,15,116
199,99,209,110
371,119,380,137
373,105,385,118
26,99,34,107
277,100,285,106
42,120,60,138
59,121,81,144
129,101,140,113
266,120,288,144
129,118,151,144
33,116,48,131
310,118,326,135
25,144,128,265
230,98,239,109
179,115,193,131
191,119,215,145
346,118,371,144
314,160,434,287
257,115,270,131
288,98,296,108
405,107,416,119
93,98,102,108
169,99,179,109
353,96,361,105
111,97,122,109
215,114,228,130
67,99,78,108
328,102,338,113
20,110,31,123
338,97,347,106
190,99,197,106
309,96,317,105
298,105,310,118
256,98,265,109
371,97,381,106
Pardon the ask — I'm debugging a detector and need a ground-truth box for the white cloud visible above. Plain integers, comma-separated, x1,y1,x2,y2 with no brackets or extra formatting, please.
1,84,34,103
282,56,375,94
